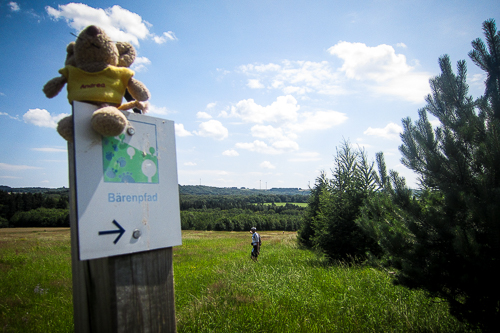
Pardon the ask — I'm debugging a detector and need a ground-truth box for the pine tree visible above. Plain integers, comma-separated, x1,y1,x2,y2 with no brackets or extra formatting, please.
297,171,328,247
357,19,500,331
299,140,381,261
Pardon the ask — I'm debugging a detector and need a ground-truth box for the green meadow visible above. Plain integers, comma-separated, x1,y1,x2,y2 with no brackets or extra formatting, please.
0,228,477,332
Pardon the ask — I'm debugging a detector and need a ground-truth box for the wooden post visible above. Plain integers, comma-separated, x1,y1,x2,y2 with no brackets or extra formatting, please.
69,141,177,332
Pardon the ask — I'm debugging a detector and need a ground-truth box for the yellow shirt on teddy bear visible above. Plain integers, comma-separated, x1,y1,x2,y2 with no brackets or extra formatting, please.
59,65,134,105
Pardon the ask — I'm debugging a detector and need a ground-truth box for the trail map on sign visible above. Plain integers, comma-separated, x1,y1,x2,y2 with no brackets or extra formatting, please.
102,121,159,184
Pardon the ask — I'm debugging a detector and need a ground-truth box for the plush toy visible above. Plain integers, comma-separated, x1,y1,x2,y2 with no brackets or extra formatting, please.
43,25,150,141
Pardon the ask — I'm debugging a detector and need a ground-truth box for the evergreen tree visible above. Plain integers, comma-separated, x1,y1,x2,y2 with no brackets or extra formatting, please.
297,171,328,247
299,140,381,261
358,19,500,331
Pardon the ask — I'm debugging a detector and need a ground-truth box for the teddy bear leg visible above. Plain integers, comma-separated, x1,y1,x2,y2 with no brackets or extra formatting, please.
57,115,74,142
91,107,128,137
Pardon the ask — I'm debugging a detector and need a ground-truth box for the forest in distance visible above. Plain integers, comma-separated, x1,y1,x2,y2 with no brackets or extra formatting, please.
0,185,309,230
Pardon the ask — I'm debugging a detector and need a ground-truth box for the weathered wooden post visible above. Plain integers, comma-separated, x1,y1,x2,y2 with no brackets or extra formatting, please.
68,101,182,332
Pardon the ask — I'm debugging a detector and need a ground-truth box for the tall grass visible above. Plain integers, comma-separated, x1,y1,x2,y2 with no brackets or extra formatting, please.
0,228,73,333
174,231,478,332
1,229,478,332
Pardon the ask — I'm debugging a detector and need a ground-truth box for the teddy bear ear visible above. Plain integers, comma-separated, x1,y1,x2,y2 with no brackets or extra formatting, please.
65,42,76,66
116,42,136,68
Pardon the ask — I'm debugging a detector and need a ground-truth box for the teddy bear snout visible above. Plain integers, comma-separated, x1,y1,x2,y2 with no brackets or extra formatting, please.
85,25,100,37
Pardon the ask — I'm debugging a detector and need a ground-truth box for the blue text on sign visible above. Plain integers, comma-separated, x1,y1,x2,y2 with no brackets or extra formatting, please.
108,193,158,203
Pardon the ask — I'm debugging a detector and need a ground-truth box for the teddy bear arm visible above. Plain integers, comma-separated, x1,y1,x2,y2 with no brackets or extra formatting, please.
43,76,67,98
127,78,151,102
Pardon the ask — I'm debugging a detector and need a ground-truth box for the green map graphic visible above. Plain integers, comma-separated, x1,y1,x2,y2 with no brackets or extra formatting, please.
102,133,159,184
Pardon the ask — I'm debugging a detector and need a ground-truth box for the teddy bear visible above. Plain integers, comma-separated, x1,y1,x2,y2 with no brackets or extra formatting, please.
43,25,150,142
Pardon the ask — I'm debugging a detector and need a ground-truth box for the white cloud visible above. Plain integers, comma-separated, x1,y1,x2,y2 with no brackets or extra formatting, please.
288,110,348,132
237,42,429,103
329,41,411,81
240,60,343,97
429,118,441,128
249,125,300,153
282,85,311,95
250,125,288,141
9,2,20,11
260,161,276,169
45,3,175,47
235,140,281,155
153,31,177,44
31,147,67,153
23,109,68,129
364,122,403,140
228,98,347,156
230,95,299,124
222,149,239,156
247,79,264,89
195,120,228,140
328,41,431,103
354,141,372,150
174,123,193,137
0,163,41,171
240,63,281,72
147,104,172,116
235,139,298,155
471,73,486,89
272,140,299,151
289,152,321,162
184,162,197,166
131,56,151,72
197,111,212,119
206,102,217,109
217,68,230,76
372,72,431,103
0,112,20,121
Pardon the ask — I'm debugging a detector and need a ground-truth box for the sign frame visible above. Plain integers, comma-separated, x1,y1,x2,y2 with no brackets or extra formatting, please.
72,101,182,260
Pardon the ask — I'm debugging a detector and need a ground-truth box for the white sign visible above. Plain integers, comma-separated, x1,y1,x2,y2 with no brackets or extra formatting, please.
73,101,182,260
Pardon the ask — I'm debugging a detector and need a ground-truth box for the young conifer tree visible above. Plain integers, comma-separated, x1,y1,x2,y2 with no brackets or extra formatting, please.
357,19,500,330
299,140,380,261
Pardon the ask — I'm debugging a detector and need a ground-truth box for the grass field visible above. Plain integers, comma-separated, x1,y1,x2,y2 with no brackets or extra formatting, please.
0,228,73,332
0,228,478,332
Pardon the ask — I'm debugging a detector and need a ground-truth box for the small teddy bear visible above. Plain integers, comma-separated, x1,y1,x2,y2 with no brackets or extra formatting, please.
43,25,150,141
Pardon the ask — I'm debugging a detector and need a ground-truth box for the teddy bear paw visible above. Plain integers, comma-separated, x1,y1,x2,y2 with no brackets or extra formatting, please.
91,107,128,137
57,115,74,142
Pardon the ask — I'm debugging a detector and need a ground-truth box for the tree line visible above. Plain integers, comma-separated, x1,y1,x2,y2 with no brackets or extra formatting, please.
178,184,309,196
180,193,307,231
0,191,69,228
181,207,303,232
298,19,500,331
0,189,306,230
180,193,308,211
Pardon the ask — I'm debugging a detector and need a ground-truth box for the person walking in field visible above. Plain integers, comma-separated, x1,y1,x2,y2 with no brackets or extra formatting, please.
250,227,261,261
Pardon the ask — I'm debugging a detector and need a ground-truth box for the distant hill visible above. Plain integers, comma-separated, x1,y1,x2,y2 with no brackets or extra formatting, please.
179,185,310,196
0,186,69,195
1,185,310,196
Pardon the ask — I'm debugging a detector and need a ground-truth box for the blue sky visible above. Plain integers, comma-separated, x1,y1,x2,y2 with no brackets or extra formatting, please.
0,0,498,189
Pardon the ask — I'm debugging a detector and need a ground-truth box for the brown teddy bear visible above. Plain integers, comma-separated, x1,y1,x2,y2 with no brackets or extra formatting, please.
43,25,150,141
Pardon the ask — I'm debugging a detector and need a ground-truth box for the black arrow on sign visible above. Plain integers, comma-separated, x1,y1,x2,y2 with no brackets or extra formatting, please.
98,220,126,244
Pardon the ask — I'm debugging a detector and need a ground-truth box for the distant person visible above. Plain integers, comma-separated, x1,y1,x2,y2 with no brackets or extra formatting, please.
250,227,261,261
